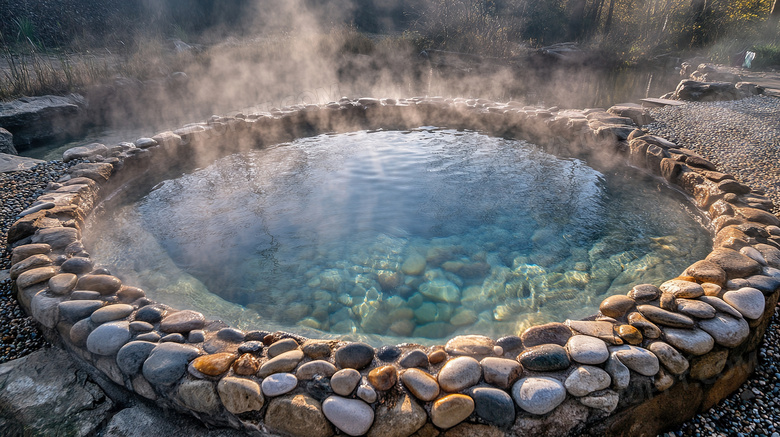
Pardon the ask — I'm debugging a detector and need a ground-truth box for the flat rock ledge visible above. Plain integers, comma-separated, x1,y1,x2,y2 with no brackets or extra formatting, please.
6,97,780,437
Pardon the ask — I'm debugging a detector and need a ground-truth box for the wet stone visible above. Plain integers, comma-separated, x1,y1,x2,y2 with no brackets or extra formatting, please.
617,325,643,345
262,372,298,397
159,310,205,333
357,378,377,403
481,357,522,389
698,313,750,347
676,299,717,319
297,360,337,380
70,290,101,300
231,353,260,376
723,287,766,319
237,341,264,355
322,396,375,436
77,275,122,295
660,293,677,311
401,368,440,401
10,254,52,279
637,305,695,328
745,275,780,294
600,295,635,318
16,266,58,289
117,341,157,376
400,349,429,368
428,349,447,364
470,386,516,428
11,243,51,265
684,260,727,287
698,295,743,318
191,353,236,377
663,327,715,355
706,248,762,279
660,279,704,298
605,353,630,390
438,356,482,392
335,342,374,370
521,322,572,347
496,335,524,354
31,227,79,250
142,342,201,385
331,368,362,396
430,394,474,429
268,338,299,358
512,376,567,415
628,284,661,302
135,332,161,342
216,327,245,342
259,349,304,377
135,305,165,323
91,304,134,324
565,365,612,397
566,320,620,344
611,345,660,376
69,318,95,347
445,335,496,358
518,344,571,372
129,321,153,332
566,335,609,365
86,321,132,355
60,257,93,275
161,333,185,343
377,345,402,362
117,286,145,302
302,340,332,359
368,365,397,391
58,300,103,324
218,377,264,414
627,312,662,339
188,330,205,343
647,341,689,375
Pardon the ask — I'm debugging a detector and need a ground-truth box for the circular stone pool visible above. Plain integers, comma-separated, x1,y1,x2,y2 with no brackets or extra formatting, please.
85,128,712,343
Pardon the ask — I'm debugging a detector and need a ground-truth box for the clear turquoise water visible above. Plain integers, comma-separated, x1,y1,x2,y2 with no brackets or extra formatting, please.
87,128,712,343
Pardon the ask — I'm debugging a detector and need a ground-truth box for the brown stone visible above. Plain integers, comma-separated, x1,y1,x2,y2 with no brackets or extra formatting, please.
566,320,621,345
628,284,660,303
627,312,661,339
76,275,122,295
16,266,58,289
521,322,572,347
637,305,694,328
736,207,780,227
683,260,727,287
9,254,51,280
599,295,635,318
232,353,260,376
368,365,397,391
617,325,643,345
659,293,677,311
191,353,237,377
367,393,427,437
428,349,447,364
10,243,51,265
443,423,504,437
689,350,729,381
702,283,723,297
706,248,762,280
431,394,474,429
265,394,334,437
302,340,333,359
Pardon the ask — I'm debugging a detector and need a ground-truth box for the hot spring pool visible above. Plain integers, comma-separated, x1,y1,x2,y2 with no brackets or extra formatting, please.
85,128,712,344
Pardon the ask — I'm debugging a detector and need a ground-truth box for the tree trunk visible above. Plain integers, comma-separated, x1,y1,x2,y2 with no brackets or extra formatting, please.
604,0,616,34
690,0,707,47
772,0,780,19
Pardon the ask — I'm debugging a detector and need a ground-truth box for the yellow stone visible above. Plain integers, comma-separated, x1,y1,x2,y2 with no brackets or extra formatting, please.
431,394,474,429
233,353,260,376
192,353,237,376
617,324,643,345
368,365,397,391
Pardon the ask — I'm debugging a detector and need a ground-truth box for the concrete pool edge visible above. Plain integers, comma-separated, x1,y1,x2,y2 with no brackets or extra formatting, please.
7,97,780,436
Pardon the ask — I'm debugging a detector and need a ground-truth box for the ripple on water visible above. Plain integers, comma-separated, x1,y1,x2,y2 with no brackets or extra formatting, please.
86,128,712,344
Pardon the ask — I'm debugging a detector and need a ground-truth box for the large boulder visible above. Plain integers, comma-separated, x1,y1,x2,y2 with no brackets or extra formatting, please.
0,127,15,155
671,80,761,102
0,94,88,149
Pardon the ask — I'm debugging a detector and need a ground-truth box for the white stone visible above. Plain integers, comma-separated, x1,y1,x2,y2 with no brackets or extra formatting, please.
511,377,566,415
564,365,611,397
723,287,766,319
663,327,715,355
322,396,375,436
698,313,750,348
437,356,481,392
611,345,660,376
261,373,298,397
566,335,609,365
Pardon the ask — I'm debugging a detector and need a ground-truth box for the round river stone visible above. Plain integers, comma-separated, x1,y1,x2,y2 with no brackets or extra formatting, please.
335,342,374,370
518,344,571,371
437,356,481,392
512,376,566,415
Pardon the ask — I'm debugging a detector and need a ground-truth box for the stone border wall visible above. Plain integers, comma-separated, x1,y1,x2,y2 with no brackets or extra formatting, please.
7,97,780,437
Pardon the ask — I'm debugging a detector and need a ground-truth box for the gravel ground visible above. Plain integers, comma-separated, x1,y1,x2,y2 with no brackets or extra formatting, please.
0,161,72,363
648,95,780,437
1,97,779,434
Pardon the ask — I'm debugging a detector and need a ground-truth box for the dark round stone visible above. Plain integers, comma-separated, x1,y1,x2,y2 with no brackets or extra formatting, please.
91,268,112,275
244,330,269,341
746,275,780,295
216,327,245,342
237,341,264,355
160,333,186,343
60,257,93,274
518,344,571,372
335,342,375,370
471,387,516,428
496,335,524,354
399,349,429,368
306,375,333,401
377,345,401,362
135,305,165,324
521,323,572,348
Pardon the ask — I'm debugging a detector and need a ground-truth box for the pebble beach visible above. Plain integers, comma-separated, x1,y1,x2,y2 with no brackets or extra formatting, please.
0,95,778,436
